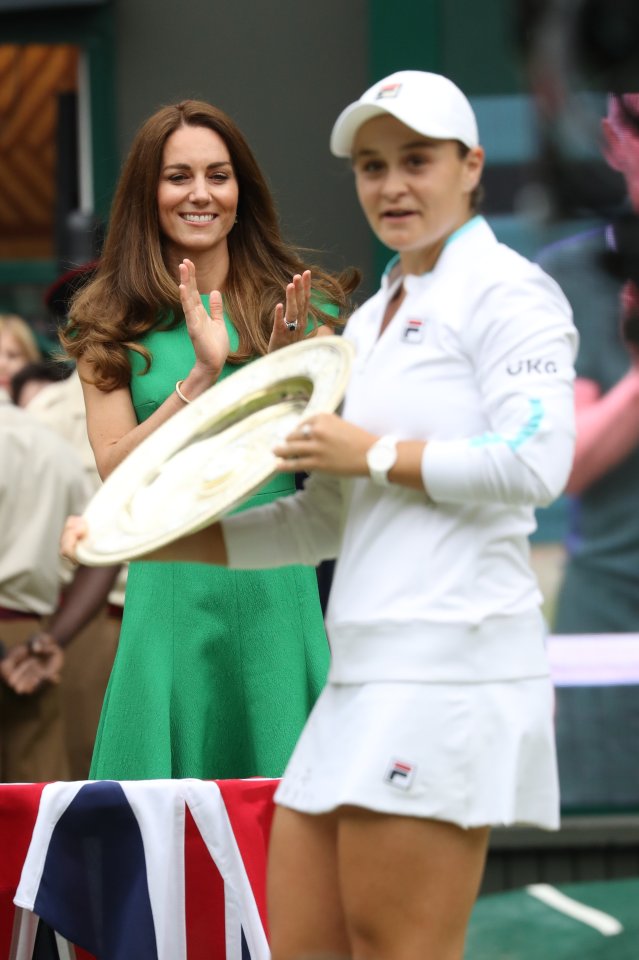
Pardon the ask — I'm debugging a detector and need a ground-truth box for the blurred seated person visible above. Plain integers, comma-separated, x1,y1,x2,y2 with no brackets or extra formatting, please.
537,92,639,633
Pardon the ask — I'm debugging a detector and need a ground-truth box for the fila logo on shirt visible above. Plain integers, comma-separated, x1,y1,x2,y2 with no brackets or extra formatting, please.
402,318,424,343
376,83,402,100
384,759,416,790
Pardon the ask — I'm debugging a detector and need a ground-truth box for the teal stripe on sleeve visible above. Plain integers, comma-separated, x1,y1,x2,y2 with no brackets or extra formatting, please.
469,398,544,451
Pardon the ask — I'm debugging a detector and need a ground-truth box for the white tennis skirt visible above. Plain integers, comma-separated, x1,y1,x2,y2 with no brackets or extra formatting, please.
274,677,559,830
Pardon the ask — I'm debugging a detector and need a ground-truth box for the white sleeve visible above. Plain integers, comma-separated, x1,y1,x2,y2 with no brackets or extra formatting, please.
422,270,578,507
221,472,345,570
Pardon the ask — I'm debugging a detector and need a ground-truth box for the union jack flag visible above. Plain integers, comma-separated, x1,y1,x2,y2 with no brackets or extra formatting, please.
8,778,277,960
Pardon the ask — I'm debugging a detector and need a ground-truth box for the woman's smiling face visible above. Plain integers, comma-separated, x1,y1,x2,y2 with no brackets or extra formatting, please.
157,123,239,262
352,114,483,273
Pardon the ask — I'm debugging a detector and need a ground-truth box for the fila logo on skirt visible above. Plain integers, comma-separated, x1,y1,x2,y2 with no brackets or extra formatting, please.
384,759,417,790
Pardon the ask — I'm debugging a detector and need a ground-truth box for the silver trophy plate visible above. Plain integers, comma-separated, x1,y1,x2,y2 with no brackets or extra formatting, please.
75,335,354,565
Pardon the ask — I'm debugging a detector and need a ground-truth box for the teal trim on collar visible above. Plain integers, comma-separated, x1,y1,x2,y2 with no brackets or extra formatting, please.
382,253,401,277
444,215,484,248
381,216,484,282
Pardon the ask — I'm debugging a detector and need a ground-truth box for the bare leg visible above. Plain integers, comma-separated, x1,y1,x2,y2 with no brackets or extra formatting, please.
338,808,490,960
268,805,351,960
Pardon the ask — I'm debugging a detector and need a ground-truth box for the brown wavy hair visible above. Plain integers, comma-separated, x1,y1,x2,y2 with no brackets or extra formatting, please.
61,100,360,391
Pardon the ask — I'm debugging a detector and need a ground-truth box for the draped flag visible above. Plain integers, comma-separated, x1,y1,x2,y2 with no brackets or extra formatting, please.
11,778,277,960
0,783,47,958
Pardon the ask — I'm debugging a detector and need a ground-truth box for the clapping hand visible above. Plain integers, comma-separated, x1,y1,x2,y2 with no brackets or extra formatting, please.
179,259,230,378
268,270,312,352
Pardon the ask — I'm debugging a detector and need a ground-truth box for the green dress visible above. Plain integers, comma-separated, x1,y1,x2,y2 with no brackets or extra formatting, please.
90,302,330,779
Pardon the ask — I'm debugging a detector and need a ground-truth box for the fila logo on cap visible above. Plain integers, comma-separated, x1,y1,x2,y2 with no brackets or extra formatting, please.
402,318,424,343
384,758,416,789
376,83,402,100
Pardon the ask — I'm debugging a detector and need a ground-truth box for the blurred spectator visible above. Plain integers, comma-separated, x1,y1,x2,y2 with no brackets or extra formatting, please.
0,314,41,399
10,356,124,779
10,359,73,408
14,362,99,488
537,93,639,633
0,394,92,781
622,279,639,349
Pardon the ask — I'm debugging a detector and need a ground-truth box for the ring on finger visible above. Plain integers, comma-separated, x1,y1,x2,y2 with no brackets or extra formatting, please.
285,318,298,332
301,423,313,439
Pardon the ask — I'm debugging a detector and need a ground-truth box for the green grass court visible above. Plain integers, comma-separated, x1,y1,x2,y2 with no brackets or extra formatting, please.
467,878,638,958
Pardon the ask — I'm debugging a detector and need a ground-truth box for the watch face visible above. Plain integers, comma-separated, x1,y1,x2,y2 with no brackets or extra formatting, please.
367,438,397,477
369,445,395,471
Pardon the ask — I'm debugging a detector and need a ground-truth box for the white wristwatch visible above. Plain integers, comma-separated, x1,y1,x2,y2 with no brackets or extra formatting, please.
366,435,398,486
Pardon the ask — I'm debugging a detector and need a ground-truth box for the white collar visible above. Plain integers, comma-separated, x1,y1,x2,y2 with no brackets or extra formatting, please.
380,215,492,293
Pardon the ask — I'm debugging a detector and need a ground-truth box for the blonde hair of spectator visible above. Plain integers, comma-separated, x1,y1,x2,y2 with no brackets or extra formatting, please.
0,314,42,365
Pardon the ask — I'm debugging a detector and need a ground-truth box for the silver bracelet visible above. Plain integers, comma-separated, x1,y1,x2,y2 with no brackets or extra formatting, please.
175,379,191,404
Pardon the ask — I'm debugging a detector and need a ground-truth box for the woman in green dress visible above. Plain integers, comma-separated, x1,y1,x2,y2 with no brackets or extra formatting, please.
60,99,358,779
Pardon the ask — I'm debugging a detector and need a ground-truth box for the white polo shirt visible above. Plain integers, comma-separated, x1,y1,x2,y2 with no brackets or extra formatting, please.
223,217,578,684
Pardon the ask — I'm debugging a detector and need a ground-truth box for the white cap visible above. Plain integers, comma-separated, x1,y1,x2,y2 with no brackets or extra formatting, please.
330,70,479,157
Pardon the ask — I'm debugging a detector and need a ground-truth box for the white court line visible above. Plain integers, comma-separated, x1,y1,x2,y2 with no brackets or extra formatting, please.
526,884,623,936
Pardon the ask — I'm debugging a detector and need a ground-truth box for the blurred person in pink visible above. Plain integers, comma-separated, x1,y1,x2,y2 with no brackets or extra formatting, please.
538,93,639,633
